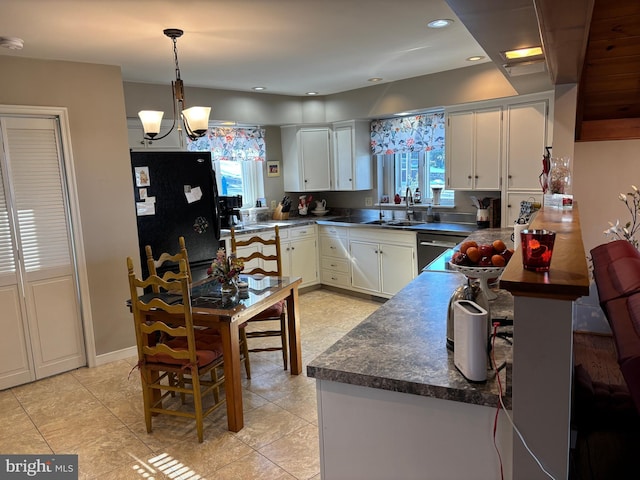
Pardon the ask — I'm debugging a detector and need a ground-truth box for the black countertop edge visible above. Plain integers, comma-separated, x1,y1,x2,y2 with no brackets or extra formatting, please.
221,216,479,238
306,270,513,410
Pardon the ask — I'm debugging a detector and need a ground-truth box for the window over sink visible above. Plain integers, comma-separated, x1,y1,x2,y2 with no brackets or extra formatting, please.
371,111,453,205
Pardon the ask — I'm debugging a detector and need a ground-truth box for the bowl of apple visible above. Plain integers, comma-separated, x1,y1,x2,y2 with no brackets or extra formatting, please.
448,239,514,300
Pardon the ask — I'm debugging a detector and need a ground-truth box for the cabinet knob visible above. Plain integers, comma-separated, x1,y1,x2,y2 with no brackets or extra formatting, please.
304,179,308,183
475,175,479,179
508,175,513,179
468,175,472,179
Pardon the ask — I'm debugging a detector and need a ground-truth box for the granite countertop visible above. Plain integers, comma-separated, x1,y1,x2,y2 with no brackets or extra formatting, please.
307,225,516,409
307,270,513,408
316,217,477,235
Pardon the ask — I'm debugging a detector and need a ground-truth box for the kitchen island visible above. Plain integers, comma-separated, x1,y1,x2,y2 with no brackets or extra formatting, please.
308,228,516,479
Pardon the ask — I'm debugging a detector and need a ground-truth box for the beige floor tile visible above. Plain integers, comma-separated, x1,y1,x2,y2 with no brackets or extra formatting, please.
208,450,296,479
232,403,310,450
3,288,380,480
259,423,320,480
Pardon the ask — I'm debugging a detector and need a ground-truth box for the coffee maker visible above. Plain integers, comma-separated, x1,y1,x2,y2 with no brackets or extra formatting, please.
219,195,243,228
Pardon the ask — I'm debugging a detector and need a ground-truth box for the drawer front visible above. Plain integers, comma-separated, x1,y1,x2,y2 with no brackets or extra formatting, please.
321,270,350,287
320,236,348,258
319,225,348,238
349,227,415,246
289,225,316,240
321,257,350,273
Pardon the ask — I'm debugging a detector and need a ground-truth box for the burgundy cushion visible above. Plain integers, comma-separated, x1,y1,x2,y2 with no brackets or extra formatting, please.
591,241,640,304
164,335,224,358
609,257,640,297
249,300,284,320
604,297,640,364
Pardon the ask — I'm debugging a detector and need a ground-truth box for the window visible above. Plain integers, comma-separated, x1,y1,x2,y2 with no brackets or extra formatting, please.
188,126,265,209
371,111,452,205
379,150,453,205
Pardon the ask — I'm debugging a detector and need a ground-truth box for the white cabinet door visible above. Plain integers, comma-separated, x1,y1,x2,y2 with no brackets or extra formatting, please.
333,121,372,191
380,244,416,296
282,126,332,191
300,128,332,191
350,241,381,293
474,108,502,190
446,111,475,189
505,100,548,190
446,108,501,190
286,236,318,286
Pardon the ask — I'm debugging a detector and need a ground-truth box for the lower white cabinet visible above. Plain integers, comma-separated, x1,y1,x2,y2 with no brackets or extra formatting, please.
281,225,319,287
349,228,416,298
319,225,351,288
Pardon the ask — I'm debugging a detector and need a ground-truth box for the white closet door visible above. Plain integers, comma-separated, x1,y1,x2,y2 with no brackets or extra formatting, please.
0,160,33,388
0,117,85,388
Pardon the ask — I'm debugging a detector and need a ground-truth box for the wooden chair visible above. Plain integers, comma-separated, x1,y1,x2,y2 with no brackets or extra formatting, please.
145,236,191,292
231,225,288,372
145,237,251,378
127,257,225,443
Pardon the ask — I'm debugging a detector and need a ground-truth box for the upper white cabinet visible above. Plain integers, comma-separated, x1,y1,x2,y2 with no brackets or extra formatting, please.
333,120,372,191
504,99,549,191
446,107,502,191
127,118,184,151
281,126,332,191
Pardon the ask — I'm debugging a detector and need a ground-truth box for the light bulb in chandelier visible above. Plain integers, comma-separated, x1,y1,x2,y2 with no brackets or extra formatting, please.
138,28,211,141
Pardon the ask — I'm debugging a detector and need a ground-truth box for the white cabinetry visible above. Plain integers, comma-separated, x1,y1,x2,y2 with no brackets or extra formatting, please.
502,98,550,225
281,126,332,191
127,118,184,151
281,225,319,287
319,225,350,288
446,107,502,191
333,120,372,191
349,228,416,298
505,99,549,191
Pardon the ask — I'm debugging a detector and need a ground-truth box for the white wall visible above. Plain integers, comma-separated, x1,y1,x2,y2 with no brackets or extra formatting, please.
574,139,640,254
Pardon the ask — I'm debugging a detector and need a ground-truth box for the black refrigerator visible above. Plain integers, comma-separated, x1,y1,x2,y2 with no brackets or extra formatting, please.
130,151,221,281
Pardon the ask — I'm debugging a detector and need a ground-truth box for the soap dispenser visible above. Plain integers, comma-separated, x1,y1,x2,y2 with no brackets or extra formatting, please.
426,205,434,222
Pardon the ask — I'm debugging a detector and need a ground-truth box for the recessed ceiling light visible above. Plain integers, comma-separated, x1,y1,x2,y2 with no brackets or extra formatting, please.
466,56,485,62
0,36,24,50
368,77,383,83
427,19,453,29
305,92,319,96
502,46,543,60
252,86,266,91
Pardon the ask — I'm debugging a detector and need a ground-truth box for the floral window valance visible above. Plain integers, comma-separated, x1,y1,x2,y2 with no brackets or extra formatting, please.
370,112,445,155
187,126,266,161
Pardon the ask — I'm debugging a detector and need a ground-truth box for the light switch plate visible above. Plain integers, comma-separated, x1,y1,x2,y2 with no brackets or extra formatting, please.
365,197,373,207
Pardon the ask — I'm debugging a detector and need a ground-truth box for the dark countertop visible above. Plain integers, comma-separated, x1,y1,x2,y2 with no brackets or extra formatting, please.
307,270,513,408
307,226,515,408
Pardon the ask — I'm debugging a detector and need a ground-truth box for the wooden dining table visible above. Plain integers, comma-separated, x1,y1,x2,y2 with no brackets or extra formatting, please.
139,274,303,432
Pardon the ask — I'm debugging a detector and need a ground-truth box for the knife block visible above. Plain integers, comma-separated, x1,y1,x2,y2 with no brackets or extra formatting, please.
272,203,289,220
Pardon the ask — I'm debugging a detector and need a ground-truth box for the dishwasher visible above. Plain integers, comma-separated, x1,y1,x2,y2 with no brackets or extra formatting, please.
416,231,467,271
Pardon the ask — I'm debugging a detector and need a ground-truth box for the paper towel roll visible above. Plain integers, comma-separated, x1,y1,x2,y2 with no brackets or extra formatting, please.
513,223,529,251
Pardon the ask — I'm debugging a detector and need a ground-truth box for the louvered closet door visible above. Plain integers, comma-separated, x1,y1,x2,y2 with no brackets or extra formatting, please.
0,117,85,389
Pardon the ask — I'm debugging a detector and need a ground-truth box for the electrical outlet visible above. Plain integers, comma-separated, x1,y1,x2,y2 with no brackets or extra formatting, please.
270,200,277,210
365,196,373,207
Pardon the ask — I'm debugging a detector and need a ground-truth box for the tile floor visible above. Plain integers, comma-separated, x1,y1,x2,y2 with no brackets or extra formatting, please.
0,288,382,479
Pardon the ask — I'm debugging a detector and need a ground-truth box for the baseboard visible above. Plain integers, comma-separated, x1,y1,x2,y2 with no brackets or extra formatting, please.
95,346,137,366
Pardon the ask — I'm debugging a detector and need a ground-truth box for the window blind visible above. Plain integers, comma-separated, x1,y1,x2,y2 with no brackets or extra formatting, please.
4,121,71,272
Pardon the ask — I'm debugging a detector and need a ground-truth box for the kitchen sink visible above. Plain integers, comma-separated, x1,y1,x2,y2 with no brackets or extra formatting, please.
363,220,425,227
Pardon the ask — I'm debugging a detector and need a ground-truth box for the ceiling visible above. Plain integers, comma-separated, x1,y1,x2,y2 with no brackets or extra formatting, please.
1,0,637,141
0,0,494,96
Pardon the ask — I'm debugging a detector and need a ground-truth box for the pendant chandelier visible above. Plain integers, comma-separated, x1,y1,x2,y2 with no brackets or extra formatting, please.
138,28,211,141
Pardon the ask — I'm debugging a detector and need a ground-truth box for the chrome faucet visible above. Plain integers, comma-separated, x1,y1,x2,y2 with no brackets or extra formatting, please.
405,187,413,221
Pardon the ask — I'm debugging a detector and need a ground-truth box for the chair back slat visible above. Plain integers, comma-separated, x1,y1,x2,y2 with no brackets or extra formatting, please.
145,236,192,292
127,256,198,365
230,226,283,277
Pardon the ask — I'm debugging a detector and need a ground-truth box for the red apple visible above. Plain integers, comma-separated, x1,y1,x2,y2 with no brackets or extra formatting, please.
478,244,495,257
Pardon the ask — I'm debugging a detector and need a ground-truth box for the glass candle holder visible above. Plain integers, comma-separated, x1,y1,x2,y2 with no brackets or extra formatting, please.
521,229,556,272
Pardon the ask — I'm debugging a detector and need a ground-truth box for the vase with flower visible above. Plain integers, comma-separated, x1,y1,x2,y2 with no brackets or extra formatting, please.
207,248,244,295
604,185,640,249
